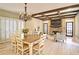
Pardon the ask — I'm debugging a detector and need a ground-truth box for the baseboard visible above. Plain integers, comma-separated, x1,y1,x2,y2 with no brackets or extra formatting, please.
0,40,10,44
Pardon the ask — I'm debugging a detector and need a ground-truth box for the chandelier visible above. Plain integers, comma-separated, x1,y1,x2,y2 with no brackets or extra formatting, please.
19,3,31,22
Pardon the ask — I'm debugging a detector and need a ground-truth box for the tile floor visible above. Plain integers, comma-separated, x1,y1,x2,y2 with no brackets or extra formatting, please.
0,35,79,55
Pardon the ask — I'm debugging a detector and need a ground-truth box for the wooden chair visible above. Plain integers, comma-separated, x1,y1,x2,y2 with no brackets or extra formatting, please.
10,34,17,53
33,36,45,55
16,37,29,55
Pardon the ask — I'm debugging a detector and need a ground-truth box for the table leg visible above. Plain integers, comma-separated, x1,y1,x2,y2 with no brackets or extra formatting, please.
29,43,33,55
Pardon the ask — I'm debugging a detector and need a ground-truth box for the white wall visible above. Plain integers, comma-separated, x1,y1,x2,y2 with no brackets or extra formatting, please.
25,18,43,34
75,13,79,38
72,13,79,43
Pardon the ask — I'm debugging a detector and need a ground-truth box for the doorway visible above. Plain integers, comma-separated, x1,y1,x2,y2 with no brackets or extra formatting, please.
43,23,48,34
66,22,73,37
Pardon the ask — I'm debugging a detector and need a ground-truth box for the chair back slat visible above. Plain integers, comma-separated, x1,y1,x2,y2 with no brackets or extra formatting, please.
39,36,45,48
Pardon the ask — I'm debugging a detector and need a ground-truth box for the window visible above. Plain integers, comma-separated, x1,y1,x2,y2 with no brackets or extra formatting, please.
66,22,73,37
0,16,24,42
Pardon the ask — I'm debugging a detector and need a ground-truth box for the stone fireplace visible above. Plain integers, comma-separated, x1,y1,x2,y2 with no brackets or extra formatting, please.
49,19,62,34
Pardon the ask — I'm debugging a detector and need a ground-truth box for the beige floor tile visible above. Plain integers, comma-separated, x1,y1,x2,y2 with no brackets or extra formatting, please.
0,36,79,55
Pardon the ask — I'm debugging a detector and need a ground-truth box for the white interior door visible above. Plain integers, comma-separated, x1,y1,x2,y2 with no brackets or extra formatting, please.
43,23,48,34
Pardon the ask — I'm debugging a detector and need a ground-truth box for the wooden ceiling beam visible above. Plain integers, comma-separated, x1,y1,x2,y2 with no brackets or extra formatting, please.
32,4,79,17
35,13,76,20
34,17,51,20
34,9,79,18
45,10,79,16
33,17,42,20
50,13,77,18
34,15,75,20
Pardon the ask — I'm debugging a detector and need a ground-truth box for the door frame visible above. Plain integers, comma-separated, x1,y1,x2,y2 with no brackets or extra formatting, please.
43,23,48,34
66,22,73,37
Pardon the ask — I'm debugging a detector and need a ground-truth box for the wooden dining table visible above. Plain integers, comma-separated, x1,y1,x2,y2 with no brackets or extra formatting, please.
23,35,41,55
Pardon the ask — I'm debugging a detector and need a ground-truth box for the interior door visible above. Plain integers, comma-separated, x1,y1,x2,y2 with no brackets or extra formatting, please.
66,22,73,37
43,23,48,34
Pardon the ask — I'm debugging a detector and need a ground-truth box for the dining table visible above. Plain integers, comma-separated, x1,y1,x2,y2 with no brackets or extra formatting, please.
23,35,41,55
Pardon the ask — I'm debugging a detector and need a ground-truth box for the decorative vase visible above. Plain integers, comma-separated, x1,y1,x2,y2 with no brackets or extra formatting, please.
22,28,29,37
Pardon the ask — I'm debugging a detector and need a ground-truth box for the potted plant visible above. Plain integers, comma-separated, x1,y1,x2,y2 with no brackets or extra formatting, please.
22,28,29,37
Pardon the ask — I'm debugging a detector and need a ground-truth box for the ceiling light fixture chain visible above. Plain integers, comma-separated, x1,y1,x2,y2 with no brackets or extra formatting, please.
19,3,31,22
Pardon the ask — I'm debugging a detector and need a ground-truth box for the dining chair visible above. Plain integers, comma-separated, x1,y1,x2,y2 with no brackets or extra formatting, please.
16,37,29,55
10,34,17,53
42,34,48,40
33,36,45,55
